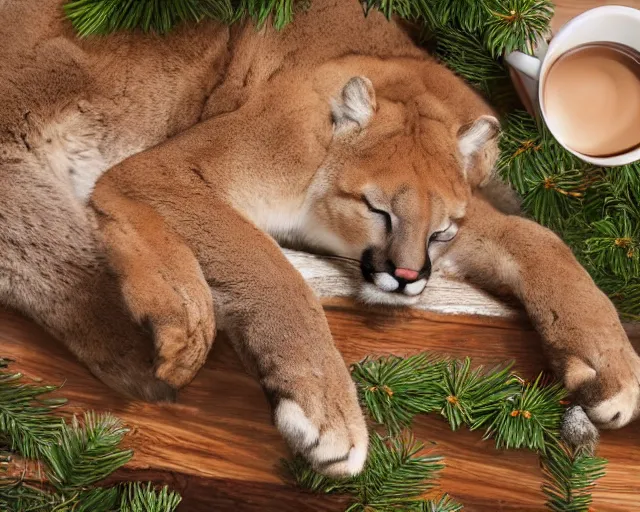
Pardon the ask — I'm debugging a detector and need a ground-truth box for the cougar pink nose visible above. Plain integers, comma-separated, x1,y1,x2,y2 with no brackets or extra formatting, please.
394,268,419,281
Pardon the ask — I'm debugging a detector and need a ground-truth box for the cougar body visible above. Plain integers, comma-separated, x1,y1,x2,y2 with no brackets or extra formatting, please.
1,0,638,475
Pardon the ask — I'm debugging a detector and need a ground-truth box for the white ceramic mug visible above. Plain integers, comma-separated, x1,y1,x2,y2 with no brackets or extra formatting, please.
505,5,640,166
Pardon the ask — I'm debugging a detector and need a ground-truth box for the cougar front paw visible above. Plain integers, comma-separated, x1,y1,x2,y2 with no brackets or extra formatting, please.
272,362,369,477
561,346,640,430
123,269,215,389
151,278,215,388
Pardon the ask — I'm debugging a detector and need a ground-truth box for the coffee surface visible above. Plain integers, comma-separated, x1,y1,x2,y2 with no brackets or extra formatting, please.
543,42,640,157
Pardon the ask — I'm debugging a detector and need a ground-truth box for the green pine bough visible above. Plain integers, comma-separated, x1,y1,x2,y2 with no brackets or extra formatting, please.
1,355,606,512
0,359,181,512
284,354,607,511
61,0,640,319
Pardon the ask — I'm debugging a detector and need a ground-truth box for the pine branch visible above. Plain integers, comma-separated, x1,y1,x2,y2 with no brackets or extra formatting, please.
64,0,301,36
43,412,133,490
0,480,181,512
437,359,517,431
351,354,448,434
357,434,443,510
408,494,463,512
432,28,518,111
0,359,66,460
498,111,588,230
498,110,640,317
446,0,490,33
118,482,182,512
0,360,181,511
285,432,445,512
0,480,57,512
541,443,607,512
293,352,608,511
74,486,121,512
476,374,566,452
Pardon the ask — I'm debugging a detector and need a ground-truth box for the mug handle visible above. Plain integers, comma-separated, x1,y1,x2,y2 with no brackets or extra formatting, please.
504,51,542,80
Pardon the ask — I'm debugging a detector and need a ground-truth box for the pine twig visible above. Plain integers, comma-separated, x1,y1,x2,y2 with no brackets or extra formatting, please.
475,374,566,452
437,359,516,431
484,0,553,57
0,360,181,512
541,443,607,512
43,412,133,490
285,432,445,512
351,354,448,434
0,359,66,460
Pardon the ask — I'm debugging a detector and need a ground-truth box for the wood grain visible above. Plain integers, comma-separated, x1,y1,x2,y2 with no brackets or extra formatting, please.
551,0,640,31
2,302,639,511
2,1,640,510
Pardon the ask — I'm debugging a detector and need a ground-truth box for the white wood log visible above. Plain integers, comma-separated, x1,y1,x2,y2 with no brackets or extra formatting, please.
283,248,520,319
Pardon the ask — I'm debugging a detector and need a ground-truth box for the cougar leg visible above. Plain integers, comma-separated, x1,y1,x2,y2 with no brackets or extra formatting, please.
91,185,215,389
0,84,175,402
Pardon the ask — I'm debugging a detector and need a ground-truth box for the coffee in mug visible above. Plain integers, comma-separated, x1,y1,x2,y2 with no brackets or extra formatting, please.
505,5,640,166
542,42,640,158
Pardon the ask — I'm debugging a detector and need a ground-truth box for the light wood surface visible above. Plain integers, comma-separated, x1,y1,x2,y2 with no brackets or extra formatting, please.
551,0,640,31
3,1,640,511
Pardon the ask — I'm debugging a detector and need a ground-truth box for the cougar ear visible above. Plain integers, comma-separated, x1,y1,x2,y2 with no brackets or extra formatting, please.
332,76,377,134
457,115,500,187
564,356,597,392
458,115,500,160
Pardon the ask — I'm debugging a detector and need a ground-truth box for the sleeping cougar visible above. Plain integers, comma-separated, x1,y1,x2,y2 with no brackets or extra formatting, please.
1,0,638,476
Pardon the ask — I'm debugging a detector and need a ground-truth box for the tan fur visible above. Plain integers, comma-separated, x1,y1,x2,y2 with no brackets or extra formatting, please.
1,0,638,474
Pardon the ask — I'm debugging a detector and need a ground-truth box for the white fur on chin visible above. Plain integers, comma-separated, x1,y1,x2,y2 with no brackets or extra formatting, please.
358,282,421,306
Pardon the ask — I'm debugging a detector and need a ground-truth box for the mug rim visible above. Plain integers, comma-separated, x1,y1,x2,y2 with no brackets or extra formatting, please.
537,5,640,166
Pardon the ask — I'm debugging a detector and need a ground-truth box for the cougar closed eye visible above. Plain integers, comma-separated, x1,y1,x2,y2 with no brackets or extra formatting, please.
362,195,392,233
430,223,458,243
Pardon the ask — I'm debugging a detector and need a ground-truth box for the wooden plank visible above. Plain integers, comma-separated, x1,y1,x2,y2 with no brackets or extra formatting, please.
2,302,639,511
285,249,519,318
552,0,640,32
